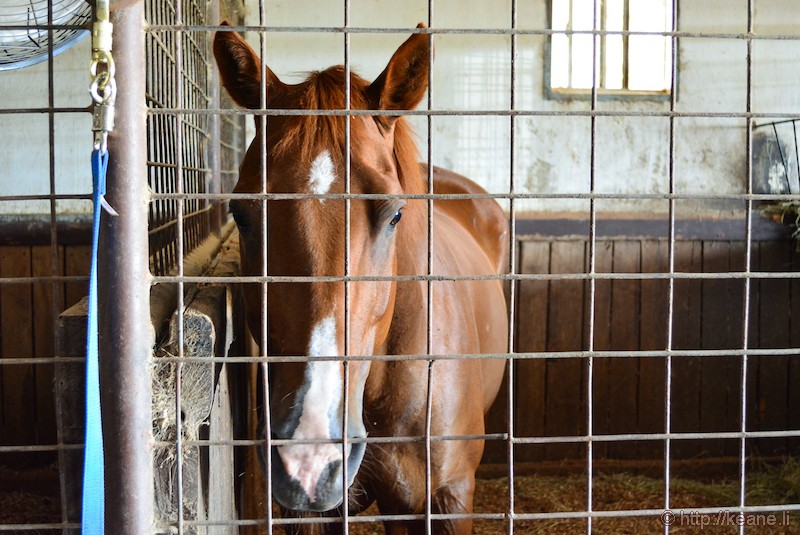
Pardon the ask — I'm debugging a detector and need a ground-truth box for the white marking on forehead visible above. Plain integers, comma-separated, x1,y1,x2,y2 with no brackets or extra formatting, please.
308,150,337,198
278,315,344,502
308,315,337,357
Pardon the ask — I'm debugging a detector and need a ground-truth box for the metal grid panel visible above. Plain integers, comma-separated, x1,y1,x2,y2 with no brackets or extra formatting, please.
145,0,222,276
146,0,800,533
0,0,90,532
0,0,243,532
1,0,800,534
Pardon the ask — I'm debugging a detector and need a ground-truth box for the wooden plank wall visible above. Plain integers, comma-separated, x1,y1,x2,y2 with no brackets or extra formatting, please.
496,235,800,463
0,244,89,457
3,225,800,466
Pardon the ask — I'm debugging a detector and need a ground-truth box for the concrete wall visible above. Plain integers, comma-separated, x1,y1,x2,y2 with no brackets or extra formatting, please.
2,1,799,216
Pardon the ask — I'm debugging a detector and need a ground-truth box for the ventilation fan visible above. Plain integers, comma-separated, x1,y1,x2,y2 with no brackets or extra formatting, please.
0,1,92,71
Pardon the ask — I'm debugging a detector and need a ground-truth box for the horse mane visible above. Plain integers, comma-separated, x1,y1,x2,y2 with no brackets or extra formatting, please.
273,66,425,195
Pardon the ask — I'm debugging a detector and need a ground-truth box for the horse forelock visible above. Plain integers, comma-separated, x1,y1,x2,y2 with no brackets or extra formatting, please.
267,66,425,196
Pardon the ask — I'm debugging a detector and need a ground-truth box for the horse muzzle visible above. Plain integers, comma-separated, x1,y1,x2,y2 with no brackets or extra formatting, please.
270,439,366,512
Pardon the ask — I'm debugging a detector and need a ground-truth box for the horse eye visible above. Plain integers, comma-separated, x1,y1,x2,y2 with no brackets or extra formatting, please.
232,211,249,231
389,210,402,228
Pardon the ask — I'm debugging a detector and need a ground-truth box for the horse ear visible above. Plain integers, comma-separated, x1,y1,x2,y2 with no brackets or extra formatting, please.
213,21,284,109
367,23,430,126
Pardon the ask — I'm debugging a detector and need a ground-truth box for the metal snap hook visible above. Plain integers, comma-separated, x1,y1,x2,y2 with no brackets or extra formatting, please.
89,49,116,82
90,75,117,104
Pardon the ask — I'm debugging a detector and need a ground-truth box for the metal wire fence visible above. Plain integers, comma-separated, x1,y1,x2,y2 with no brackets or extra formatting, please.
1,0,800,534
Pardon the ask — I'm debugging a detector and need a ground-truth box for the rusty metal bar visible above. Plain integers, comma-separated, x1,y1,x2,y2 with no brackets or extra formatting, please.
342,1,353,530
424,2,435,534
98,2,155,533
207,0,223,237
585,0,600,531
663,0,679,527
150,24,800,40
8,344,800,367
506,0,518,532
738,3,756,533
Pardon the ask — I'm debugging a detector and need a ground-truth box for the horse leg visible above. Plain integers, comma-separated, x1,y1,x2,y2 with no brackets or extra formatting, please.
430,476,476,535
378,476,475,535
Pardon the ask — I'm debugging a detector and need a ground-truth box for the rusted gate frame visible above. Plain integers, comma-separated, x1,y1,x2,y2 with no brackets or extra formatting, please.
94,3,155,533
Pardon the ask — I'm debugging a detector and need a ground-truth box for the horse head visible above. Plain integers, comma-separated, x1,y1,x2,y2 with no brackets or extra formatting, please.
214,23,430,512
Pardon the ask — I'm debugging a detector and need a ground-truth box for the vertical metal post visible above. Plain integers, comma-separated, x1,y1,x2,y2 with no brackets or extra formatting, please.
208,0,223,237
99,2,155,533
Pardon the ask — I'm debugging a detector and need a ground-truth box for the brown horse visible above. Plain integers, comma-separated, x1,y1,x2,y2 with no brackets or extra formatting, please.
214,23,509,534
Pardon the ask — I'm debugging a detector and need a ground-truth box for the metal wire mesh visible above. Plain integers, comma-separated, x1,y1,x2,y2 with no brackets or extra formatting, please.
168,0,797,533
145,0,241,276
2,0,800,534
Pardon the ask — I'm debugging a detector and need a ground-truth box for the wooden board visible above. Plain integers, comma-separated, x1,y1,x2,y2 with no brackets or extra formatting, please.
544,241,586,460
64,246,91,309
699,241,742,457
514,241,550,462
637,240,668,459
31,245,64,446
789,248,800,455
590,240,613,459
753,241,792,455
207,364,236,533
55,297,89,525
0,244,82,455
0,246,35,451
698,241,731,457
669,241,703,459
482,241,514,464
606,241,641,459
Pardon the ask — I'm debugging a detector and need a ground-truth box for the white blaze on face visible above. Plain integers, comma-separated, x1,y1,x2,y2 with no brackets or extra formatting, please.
308,150,337,199
277,315,347,503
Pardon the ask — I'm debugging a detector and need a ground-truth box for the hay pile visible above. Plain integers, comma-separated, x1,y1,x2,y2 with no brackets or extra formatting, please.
2,460,799,534
343,461,800,534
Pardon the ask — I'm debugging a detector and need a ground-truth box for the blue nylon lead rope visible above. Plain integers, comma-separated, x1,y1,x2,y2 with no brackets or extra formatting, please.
86,2,116,530
83,148,110,534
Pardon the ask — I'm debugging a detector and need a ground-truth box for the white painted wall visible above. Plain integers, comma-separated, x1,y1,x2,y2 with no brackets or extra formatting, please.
0,34,92,215
2,1,799,216
242,0,800,216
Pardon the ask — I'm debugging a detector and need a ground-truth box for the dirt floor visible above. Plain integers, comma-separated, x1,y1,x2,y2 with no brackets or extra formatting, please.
2,460,799,534
343,462,800,535
0,463,62,529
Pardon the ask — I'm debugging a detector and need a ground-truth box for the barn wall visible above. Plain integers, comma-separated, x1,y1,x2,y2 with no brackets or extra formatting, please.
3,217,798,465
1,0,798,474
482,217,800,464
3,1,798,217
0,38,92,216
0,239,90,452
241,0,800,216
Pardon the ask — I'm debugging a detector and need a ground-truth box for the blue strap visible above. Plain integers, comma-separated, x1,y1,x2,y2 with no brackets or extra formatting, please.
83,149,108,534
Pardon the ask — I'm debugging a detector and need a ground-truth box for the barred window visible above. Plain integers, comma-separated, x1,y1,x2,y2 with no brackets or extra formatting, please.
548,0,673,97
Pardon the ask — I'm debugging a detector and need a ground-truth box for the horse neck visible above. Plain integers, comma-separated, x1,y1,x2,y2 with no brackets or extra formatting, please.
362,168,430,414
389,195,431,333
